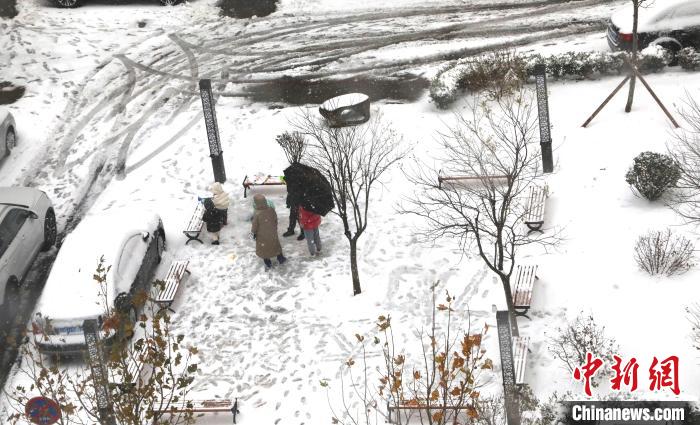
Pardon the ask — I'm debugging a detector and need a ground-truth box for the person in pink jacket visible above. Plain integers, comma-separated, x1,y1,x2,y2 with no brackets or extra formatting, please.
298,206,322,256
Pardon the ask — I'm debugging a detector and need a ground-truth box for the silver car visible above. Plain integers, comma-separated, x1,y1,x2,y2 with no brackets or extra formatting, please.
0,108,17,157
0,187,56,320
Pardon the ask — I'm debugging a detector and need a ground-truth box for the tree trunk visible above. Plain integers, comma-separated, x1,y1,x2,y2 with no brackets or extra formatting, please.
625,1,640,113
350,239,361,295
501,276,519,337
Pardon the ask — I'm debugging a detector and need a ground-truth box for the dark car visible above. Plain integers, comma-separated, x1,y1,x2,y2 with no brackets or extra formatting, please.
53,0,181,7
33,210,165,355
607,0,700,53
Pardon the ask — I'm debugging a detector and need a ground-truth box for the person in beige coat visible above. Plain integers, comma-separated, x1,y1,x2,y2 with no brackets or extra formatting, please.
251,194,287,270
210,182,230,225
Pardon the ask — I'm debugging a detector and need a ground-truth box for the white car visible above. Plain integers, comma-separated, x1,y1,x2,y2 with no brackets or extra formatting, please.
34,210,165,355
0,107,17,158
0,187,56,321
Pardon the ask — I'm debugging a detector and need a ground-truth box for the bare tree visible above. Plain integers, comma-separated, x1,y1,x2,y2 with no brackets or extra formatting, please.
625,0,653,112
403,89,553,334
325,286,491,425
668,95,700,223
292,111,405,295
276,131,307,164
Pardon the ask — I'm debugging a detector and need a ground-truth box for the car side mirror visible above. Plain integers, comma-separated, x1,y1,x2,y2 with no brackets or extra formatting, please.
27,211,39,220
141,232,150,242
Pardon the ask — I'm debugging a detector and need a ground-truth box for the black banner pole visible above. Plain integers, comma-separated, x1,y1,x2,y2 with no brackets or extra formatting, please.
496,311,521,425
534,64,554,174
199,79,227,183
83,319,117,425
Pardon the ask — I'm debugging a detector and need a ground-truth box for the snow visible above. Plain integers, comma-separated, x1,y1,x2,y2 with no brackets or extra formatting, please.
35,210,160,322
3,0,700,423
320,93,368,110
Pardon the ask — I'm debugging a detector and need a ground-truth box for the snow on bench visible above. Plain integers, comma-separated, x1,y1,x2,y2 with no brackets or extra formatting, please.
512,336,529,386
154,260,190,313
511,264,538,319
524,185,547,232
183,202,204,245
151,398,240,424
242,174,286,198
319,93,370,127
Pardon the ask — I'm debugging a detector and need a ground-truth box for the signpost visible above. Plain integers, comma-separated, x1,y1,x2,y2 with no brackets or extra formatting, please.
534,64,554,174
496,310,521,425
198,79,227,183
25,397,61,425
83,319,117,425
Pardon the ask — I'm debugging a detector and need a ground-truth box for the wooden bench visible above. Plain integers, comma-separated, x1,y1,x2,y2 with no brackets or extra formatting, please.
387,401,474,424
242,174,286,198
512,336,530,385
524,185,547,232
183,202,204,245
437,170,510,190
511,264,538,319
154,260,190,313
152,398,239,424
109,343,149,392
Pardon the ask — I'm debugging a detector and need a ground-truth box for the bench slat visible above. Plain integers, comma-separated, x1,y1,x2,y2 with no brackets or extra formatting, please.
185,203,204,233
525,185,547,226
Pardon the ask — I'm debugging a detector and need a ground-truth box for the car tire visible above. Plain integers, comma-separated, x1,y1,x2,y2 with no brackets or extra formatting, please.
2,277,20,325
5,127,16,157
54,0,80,7
41,208,57,252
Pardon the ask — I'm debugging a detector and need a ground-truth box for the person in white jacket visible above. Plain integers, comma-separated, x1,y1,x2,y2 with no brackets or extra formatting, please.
210,182,230,225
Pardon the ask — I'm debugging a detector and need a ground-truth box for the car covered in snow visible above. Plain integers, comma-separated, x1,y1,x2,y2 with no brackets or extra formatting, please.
607,0,700,53
0,107,17,158
0,187,55,321
34,210,165,355
52,0,181,7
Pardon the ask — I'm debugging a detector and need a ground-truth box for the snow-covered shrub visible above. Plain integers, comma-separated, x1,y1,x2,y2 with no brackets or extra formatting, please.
634,229,694,276
473,385,539,425
625,151,680,201
592,51,626,76
547,313,618,385
429,66,462,109
688,304,700,353
678,47,700,71
276,131,306,164
218,0,277,18
638,45,672,73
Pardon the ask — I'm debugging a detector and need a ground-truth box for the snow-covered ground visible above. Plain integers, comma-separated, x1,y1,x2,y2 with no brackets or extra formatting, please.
3,0,700,423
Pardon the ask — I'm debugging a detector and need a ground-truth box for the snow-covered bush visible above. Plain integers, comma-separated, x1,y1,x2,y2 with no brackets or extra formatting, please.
218,0,277,18
547,313,618,385
638,45,672,73
276,130,306,164
592,51,626,75
547,51,596,79
634,229,694,276
625,151,680,201
473,385,539,425
678,47,700,71
429,66,462,109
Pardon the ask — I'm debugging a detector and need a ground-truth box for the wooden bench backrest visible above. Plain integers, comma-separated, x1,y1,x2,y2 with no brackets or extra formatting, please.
185,203,204,232
512,336,529,384
525,185,547,223
156,260,190,302
512,265,537,307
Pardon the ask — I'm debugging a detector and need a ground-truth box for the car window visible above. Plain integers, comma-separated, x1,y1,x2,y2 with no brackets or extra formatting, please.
115,234,148,293
0,209,30,260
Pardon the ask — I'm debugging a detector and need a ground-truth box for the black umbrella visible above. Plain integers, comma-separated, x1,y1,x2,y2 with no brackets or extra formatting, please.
283,163,335,216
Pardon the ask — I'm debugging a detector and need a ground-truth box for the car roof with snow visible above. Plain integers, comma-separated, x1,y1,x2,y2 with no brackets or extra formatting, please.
36,210,161,322
612,0,700,32
0,187,43,209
